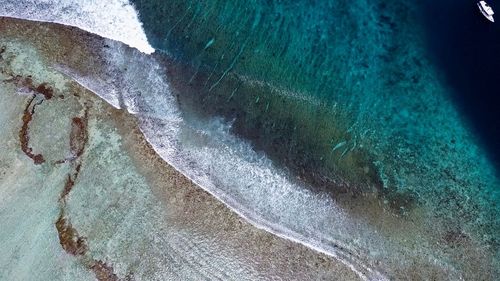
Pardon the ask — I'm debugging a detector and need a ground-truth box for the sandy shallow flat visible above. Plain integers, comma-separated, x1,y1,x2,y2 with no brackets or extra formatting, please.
0,17,361,281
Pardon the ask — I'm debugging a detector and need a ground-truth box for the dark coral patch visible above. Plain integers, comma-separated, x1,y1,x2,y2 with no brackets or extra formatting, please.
55,213,88,256
35,83,54,99
90,260,121,281
70,112,89,158
19,96,45,165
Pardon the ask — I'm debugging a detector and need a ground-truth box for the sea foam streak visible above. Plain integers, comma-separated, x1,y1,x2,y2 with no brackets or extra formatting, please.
0,0,154,54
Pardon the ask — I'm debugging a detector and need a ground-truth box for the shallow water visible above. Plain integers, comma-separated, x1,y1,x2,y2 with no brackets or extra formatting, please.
0,0,499,279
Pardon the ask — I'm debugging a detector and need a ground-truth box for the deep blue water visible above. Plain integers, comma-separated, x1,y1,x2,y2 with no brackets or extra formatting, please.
419,1,500,169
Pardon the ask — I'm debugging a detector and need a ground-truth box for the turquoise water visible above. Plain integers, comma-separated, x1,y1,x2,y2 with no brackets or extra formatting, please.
131,0,499,277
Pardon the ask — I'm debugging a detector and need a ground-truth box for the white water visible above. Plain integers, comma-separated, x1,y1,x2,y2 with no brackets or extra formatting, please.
0,0,154,54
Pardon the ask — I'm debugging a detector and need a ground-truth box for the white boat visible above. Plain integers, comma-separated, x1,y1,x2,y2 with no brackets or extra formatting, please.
478,1,495,22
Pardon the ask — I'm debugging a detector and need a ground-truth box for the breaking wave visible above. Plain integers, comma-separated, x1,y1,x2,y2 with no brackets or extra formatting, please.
0,0,154,53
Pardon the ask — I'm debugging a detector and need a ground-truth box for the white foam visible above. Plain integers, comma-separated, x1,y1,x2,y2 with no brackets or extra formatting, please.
0,0,154,54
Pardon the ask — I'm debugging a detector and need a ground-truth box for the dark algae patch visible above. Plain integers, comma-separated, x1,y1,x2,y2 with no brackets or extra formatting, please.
20,95,45,164
55,213,88,256
16,78,56,165
69,107,89,159
16,79,58,164
60,172,76,200
90,260,121,281
35,82,54,100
